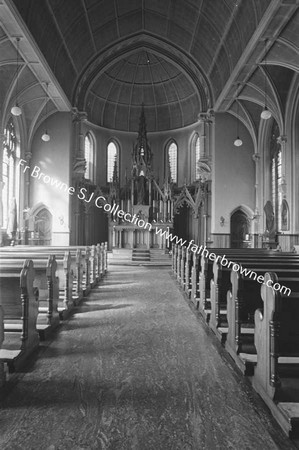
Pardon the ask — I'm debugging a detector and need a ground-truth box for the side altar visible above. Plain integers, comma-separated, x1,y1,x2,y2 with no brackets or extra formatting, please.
107,106,174,250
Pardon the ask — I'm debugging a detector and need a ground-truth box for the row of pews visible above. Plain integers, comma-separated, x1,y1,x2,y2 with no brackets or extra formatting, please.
0,243,108,385
172,243,299,438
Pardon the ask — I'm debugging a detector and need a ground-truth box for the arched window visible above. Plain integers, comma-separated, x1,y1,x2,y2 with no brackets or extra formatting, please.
84,133,95,182
1,118,20,229
194,134,201,180
166,141,177,183
107,141,119,183
270,122,282,230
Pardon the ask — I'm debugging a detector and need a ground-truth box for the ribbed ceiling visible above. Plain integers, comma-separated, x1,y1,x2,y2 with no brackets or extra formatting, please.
86,50,200,131
7,0,299,137
11,0,274,131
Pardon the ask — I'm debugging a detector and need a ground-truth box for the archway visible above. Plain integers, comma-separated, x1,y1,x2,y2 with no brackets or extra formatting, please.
230,208,250,248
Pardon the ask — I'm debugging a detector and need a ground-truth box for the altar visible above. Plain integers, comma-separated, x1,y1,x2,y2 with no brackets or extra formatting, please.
110,222,173,250
107,106,174,250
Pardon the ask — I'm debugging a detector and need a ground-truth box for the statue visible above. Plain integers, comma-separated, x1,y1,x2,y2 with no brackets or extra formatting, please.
264,200,275,238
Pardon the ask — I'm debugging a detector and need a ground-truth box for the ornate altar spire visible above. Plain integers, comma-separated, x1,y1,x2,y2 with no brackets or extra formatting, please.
132,104,152,176
112,155,118,184
131,105,153,205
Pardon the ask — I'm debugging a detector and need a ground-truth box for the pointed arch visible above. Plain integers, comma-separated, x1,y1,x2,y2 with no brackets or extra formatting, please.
165,139,177,184
107,139,120,183
230,205,253,248
84,131,95,182
190,132,201,182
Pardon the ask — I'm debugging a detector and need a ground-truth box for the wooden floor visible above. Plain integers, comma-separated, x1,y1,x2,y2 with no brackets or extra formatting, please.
0,265,297,449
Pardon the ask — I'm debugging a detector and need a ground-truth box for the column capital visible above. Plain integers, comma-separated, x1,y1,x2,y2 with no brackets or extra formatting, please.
277,135,287,146
252,153,261,163
72,108,88,123
198,109,215,123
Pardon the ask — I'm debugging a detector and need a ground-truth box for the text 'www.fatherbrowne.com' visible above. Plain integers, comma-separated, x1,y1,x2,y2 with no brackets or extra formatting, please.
19,160,291,296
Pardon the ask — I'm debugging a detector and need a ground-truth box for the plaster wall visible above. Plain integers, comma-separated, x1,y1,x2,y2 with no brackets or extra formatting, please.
212,113,255,236
29,112,72,244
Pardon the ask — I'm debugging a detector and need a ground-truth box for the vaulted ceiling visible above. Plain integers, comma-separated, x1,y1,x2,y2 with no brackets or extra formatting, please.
1,0,299,136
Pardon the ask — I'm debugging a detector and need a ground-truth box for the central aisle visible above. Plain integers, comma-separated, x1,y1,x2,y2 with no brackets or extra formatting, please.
0,266,295,449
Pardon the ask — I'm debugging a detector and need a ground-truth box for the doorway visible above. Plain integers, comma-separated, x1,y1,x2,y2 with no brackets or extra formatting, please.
230,209,250,248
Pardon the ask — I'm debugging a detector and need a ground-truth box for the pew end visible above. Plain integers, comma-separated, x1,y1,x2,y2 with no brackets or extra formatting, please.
0,260,39,373
225,289,256,375
209,278,227,344
225,271,258,375
253,272,299,437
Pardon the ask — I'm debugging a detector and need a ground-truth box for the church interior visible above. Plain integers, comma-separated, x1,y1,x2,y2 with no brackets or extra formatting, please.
1,0,299,448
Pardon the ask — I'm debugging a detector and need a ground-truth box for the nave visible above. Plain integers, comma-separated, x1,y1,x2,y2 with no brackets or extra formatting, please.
0,265,296,450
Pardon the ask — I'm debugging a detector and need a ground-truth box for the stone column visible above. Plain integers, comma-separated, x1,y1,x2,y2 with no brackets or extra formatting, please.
252,153,261,248
118,229,122,248
146,228,150,249
21,151,32,244
72,109,87,245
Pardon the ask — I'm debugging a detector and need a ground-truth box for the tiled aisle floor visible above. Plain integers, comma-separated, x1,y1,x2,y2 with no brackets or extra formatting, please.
0,266,296,449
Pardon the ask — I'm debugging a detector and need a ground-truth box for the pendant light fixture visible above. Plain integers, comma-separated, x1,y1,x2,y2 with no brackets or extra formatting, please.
11,37,22,116
41,82,50,142
234,85,243,147
261,39,272,120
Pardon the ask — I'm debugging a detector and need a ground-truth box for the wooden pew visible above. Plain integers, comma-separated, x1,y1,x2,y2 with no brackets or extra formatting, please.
225,263,299,374
172,243,177,273
180,246,187,289
177,246,279,310
190,252,200,306
0,256,60,340
97,243,104,280
0,259,39,373
209,256,299,343
103,242,108,273
176,246,182,283
190,248,273,314
0,252,74,320
0,246,91,298
184,248,193,296
199,250,298,322
253,272,299,437
0,241,109,293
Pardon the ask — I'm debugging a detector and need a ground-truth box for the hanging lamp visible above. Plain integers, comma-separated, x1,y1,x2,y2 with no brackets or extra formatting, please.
234,86,243,147
41,82,50,142
261,39,272,120
11,38,22,116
